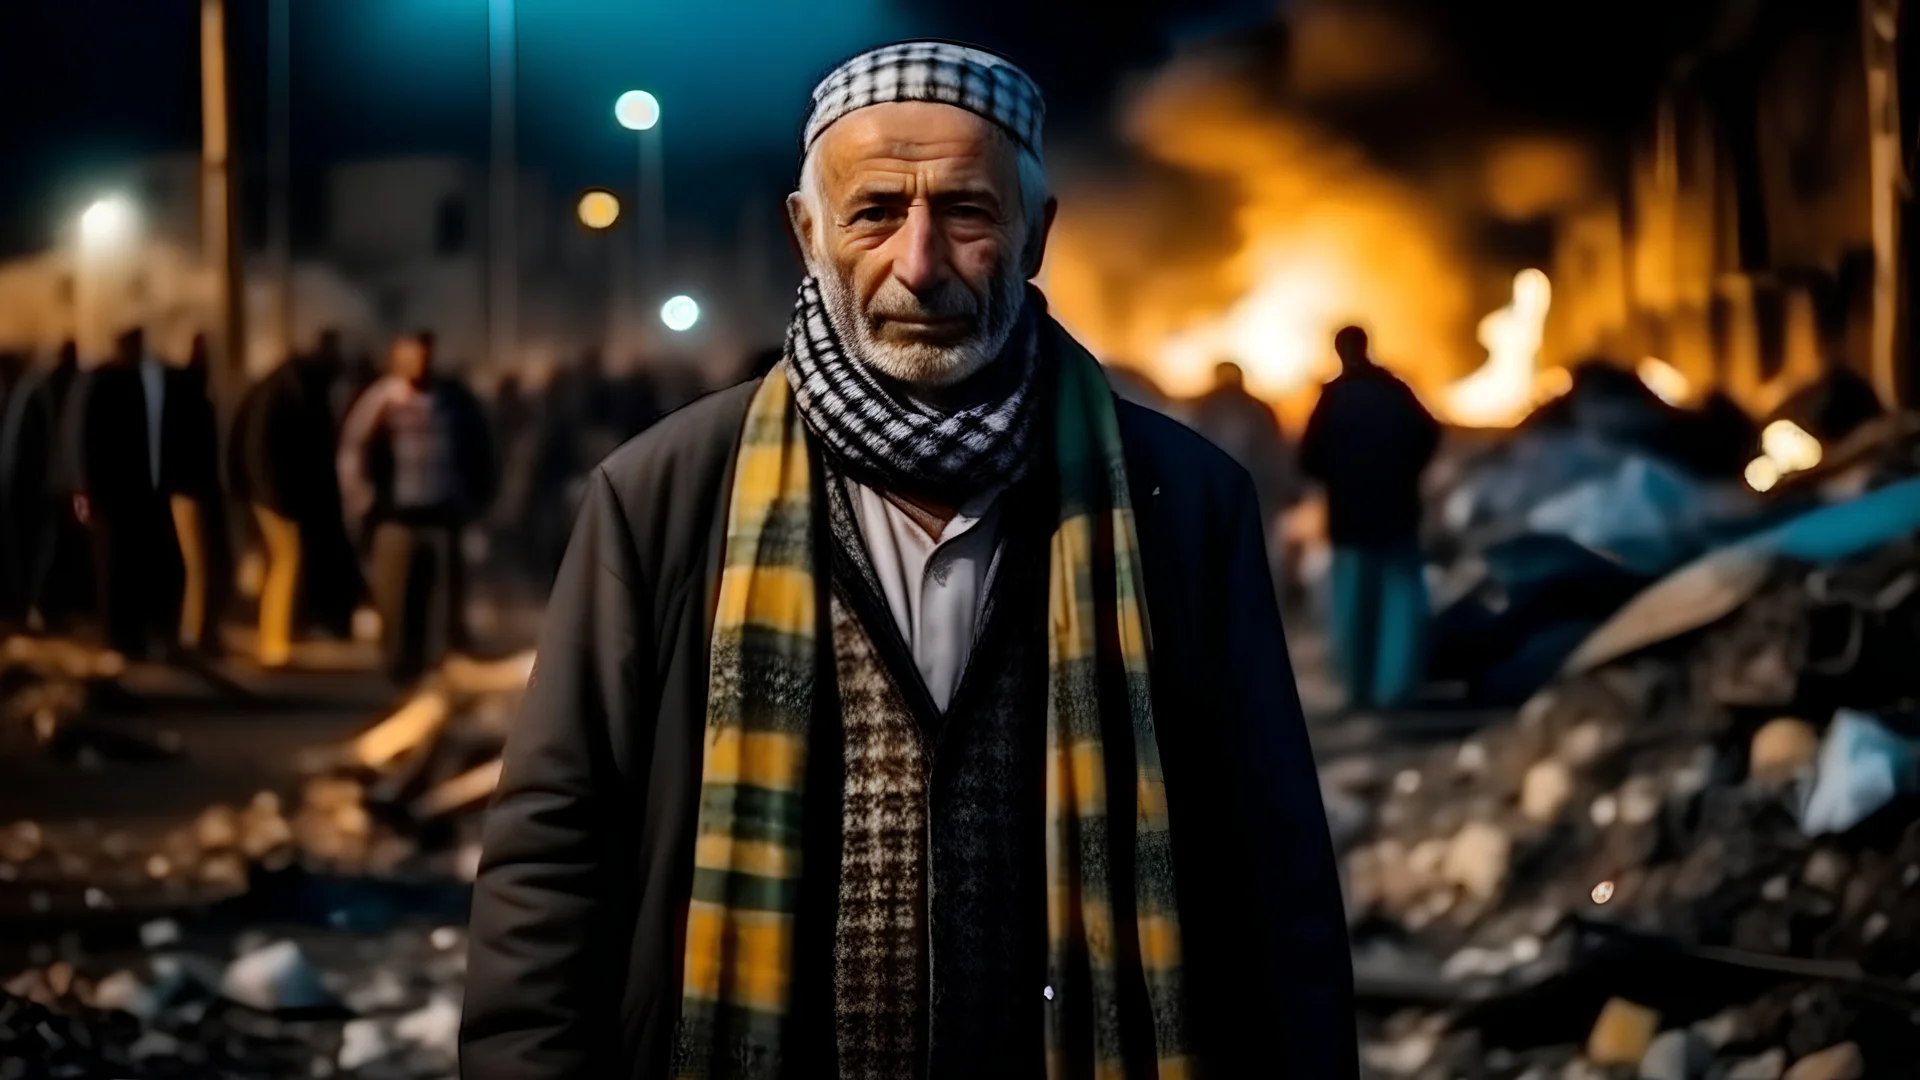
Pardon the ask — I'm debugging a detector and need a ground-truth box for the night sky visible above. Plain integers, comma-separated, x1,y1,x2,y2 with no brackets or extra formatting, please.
0,0,1719,258
0,0,1277,256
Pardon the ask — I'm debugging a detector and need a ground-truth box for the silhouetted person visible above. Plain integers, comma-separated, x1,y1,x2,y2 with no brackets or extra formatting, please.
338,332,497,682
491,372,536,454
337,347,380,426
1301,326,1439,710
3,343,92,630
0,352,35,622
609,367,664,440
544,347,611,437
239,330,361,665
170,333,226,654
484,371,543,583
1191,360,1300,596
528,350,619,580
72,329,216,659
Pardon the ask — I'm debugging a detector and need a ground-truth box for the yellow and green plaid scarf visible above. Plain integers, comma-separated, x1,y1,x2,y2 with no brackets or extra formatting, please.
675,321,1188,1079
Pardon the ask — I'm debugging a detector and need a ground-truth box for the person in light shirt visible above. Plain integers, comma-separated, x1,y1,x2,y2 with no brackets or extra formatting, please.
337,331,496,682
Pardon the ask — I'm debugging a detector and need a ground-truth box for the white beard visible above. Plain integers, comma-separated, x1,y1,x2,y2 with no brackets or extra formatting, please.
813,259,1027,390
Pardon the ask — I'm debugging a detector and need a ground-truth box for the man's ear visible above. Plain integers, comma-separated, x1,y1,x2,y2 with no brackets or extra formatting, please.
1024,196,1059,280
783,192,813,271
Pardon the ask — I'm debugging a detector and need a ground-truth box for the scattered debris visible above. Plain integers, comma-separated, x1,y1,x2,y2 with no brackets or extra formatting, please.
1585,997,1659,1065
1333,495,1920,1075
220,940,338,1013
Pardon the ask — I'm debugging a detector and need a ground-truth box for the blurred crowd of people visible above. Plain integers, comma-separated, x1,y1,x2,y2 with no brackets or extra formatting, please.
0,319,1435,711
0,327,731,684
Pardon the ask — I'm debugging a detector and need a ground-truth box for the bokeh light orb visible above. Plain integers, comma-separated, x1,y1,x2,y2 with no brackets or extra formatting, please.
660,295,700,332
80,196,137,246
576,189,621,230
615,90,661,132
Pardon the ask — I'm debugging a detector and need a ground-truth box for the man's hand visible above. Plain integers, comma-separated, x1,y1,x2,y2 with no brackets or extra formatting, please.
72,494,91,526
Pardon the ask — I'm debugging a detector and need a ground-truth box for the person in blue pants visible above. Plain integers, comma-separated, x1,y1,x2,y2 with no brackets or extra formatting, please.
1301,326,1440,710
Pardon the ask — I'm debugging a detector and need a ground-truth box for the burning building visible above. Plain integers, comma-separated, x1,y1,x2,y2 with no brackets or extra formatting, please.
1045,0,1919,428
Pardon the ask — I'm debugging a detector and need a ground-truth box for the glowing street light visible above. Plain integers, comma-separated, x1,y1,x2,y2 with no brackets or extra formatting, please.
615,90,661,132
576,189,621,230
661,294,700,332
79,196,136,248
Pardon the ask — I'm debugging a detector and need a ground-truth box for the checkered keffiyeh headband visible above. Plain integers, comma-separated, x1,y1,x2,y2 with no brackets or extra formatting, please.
803,39,1045,155
783,276,1039,503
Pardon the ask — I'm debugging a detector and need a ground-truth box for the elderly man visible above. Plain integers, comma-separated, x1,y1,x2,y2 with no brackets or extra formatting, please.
463,41,1353,1080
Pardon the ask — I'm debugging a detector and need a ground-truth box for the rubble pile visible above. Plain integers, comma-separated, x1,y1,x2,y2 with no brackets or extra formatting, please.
1339,521,1920,1076
1,923,466,1079
0,650,532,916
0,651,531,1076
1422,373,1779,706
0,636,125,759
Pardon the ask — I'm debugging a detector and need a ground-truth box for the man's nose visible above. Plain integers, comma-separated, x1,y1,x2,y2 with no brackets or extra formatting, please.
891,205,948,295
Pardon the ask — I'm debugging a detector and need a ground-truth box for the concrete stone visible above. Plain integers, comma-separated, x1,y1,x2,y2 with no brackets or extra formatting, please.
1638,1029,1709,1080
221,940,336,1013
1751,719,1819,782
1727,1049,1787,1080
1587,997,1661,1065
1559,721,1611,768
1522,760,1575,823
1620,775,1664,826
1801,849,1850,894
90,969,157,1019
195,804,241,850
1445,822,1511,900
1783,1043,1863,1080
338,1019,392,1071
1690,1011,1741,1049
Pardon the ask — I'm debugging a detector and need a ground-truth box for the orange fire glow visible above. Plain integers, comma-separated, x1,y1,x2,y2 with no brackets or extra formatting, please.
1043,53,1476,425
1443,269,1556,428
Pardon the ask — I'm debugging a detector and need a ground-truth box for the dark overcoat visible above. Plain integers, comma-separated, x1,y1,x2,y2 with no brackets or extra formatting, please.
461,378,1356,1079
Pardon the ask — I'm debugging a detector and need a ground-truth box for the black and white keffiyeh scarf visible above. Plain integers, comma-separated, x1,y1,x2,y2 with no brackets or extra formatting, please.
782,275,1040,503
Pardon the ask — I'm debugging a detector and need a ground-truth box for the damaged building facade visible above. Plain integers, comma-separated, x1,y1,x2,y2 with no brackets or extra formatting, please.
1551,0,1916,416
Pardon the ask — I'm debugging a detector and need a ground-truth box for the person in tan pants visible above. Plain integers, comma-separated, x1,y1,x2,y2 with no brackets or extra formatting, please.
235,333,358,667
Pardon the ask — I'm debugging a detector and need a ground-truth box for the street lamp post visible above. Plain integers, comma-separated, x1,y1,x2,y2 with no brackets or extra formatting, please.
268,0,292,363
615,90,663,346
489,0,518,373
201,0,245,407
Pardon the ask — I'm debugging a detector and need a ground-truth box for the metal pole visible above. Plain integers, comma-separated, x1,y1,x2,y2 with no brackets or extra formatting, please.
200,0,245,409
643,125,666,317
641,130,656,342
1863,0,1907,407
488,0,518,372
269,0,292,362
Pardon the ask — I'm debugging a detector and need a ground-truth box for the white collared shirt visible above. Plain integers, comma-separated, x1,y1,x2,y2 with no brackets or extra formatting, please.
139,358,165,489
844,477,1005,712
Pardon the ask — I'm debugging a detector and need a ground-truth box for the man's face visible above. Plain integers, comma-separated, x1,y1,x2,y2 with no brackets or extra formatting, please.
789,102,1051,389
391,338,430,385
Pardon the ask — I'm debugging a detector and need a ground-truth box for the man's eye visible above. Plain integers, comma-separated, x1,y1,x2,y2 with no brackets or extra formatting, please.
852,207,891,224
949,205,991,220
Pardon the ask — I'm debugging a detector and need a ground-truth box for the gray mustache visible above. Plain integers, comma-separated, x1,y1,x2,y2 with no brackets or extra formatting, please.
867,279,980,321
